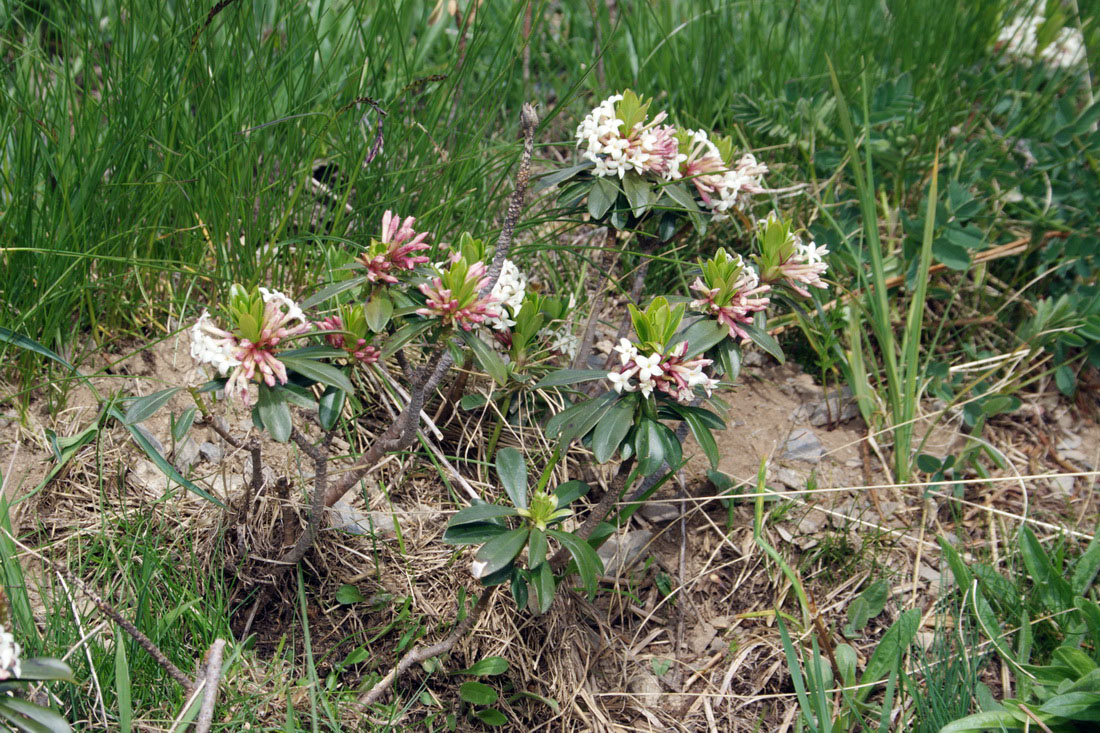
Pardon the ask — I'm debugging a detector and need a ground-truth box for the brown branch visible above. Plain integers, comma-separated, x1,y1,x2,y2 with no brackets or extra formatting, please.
278,430,332,567
195,639,227,733
549,458,635,571
6,531,194,689
357,588,496,708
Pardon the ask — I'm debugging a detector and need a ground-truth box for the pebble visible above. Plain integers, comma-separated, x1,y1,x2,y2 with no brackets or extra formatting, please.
773,467,806,490
1050,475,1076,496
639,501,681,523
597,529,653,577
173,438,201,474
198,441,224,464
781,428,825,463
327,499,397,537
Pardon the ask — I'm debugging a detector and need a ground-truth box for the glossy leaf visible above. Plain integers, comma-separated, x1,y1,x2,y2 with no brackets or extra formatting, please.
588,177,618,220
0,697,73,733
336,584,367,604
740,322,784,363
444,522,511,546
380,319,435,358
532,369,609,389
528,529,548,568
592,400,634,464
547,529,603,598
115,411,224,507
474,528,529,578
171,407,196,444
364,294,393,333
532,562,556,614
552,480,589,507
447,504,519,527
17,658,74,683
678,318,730,359
256,385,291,443
460,331,508,386
622,173,655,217
279,356,354,394
473,708,508,726
300,276,366,310
318,386,345,431
681,408,719,470
495,448,528,509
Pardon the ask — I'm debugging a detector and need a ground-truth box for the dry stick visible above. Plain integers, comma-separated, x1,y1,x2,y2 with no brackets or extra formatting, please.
4,530,194,690
194,639,227,733
571,229,619,370
357,588,496,708
324,103,539,509
549,458,636,572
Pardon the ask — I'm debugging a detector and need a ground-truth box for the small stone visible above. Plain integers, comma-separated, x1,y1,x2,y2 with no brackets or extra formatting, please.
1061,450,1094,469
173,438,201,474
328,499,397,537
790,373,820,397
1057,434,1083,452
597,529,653,577
808,393,860,426
639,501,681,523
690,621,718,655
628,672,663,707
1050,475,1076,496
781,428,825,463
131,424,165,456
774,467,807,490
743,350,765,367
198,441,224,464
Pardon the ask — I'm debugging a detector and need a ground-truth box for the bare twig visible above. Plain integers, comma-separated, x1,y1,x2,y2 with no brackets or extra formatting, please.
357,588,496,708
279,430,332,567
549,458,636,571
195,639,227,733
5,530,194,689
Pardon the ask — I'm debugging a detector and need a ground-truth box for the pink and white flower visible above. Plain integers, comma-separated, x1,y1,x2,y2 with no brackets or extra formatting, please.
778,238,830,297
416,259,502,331
316,315,381,365
358,210,432,284
606,338,718,404
690,261,771,342
575,94,681,179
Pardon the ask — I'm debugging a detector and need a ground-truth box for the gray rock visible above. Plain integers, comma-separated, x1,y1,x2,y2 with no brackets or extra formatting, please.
328,499,397,537
1057,434,1083,452
131,424,165,456
743,350,765,367
639,501,681,523
597,529,653,577
774,467,806,490
1051,475,1076,496
172,438,201,474
808,391,860,426
198,441,224,464
781,428,825,463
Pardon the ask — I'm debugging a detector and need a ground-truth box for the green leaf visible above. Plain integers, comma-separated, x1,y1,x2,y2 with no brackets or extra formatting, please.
0,327,75,371
622,173,655,217
740,322,784,363
592,401,634,464
0,697,73,733
1019,525,1074,615
1055,365,1077,396
279,356,354,394
300,276,366,310
535,162,592,191
547,529,603,598
552,481,590,506
932,237,970,271
634,418,666,476
662,182,701,213
680,408,719,470
532,562,556,614
532,369,609,389
380,319,435,358
678,318,730,359
460,393,488,410
113,410,225,507
16,659,74,683
318,386,345,431
528,529,548,568
474,528,529,578
510,572,528,610
458,681,498,706
365,294,393,333
939,711,1026,732
588,177,619,220
460,331,508,386
171,407,196,444
857,608,919,702
473,708,508,726
1040,691,1100,721
1072,527,1100,595
335,584,367,605
448,503,519,527
547,392,617,446
123,388,181,425
442,522,511,546
495,448,528,510
115,628,132,733
256,385,292,443
456,657,510,677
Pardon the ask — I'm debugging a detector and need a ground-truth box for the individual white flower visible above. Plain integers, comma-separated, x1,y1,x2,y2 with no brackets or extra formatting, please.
607,369,635,394
257,287,307,327
634,352,663,382
796,241,830,266
540,325,579,361
0,625,21,681
614,337,639,367
190,311,242,376
486,259,527,331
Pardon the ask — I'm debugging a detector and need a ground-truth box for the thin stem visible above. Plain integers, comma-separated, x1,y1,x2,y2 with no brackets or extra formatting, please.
194,639,227,733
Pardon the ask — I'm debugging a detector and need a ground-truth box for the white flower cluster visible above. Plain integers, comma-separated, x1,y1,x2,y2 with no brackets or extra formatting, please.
0,625,21,681
258,287,307,327
997,10,1086,69
671,129,768,220
575,94,678,179
487,259,527,331
796,240,829,266
540,325,579,361
190,310,241,375
607,339,717,403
